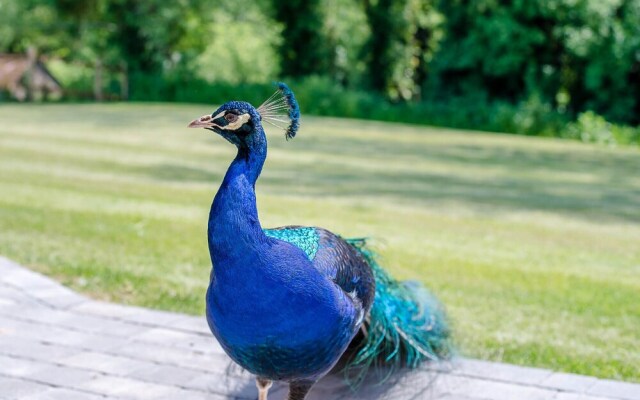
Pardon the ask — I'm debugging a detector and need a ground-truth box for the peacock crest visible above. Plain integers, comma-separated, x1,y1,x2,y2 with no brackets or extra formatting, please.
257,82,301,140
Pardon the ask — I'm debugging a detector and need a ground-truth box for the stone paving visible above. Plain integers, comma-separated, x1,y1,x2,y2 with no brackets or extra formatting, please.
0,256,638,400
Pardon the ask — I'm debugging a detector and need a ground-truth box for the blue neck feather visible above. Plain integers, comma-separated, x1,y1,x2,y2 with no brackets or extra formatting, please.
225,122,268,186
208,125,268,278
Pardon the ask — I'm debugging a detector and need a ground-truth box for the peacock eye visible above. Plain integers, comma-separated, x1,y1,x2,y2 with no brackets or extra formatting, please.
225,113,238,123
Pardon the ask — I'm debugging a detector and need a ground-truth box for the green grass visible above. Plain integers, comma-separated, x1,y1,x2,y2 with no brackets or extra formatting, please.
0,103,638,382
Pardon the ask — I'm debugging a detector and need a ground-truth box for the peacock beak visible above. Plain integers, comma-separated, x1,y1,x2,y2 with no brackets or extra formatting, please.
188,114,217,128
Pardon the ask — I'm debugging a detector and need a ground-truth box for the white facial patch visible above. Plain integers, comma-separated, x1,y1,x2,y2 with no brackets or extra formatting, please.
223,113,251,131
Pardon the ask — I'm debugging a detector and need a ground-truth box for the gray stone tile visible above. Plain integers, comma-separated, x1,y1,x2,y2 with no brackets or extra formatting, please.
27,286,86,309
0,315,130,357
185,372,256,399
70,300,139,319
554,393,614,400
0,314,34,334
110,341,224,373
32,325,123,351
0,294,40,309
0,376,51,399
0,299,23,310
131,327,223,355
27,387,115,400
164,315,211,335
73,334,132,353
22,311,149,338
0,305,78,326
120,308,185,327
0,337,81,361
4,306,125,336
0,286,40,306
72,318,148,338
443,374,558,400
588,379,640,400
132,327,201,344
59,351,155,376
266,370,445,400
27,364,101,387
410,374,474,400
8,318,131,352
432,396,477,400
540,372,599,393
0,314,83,343
456,359,554,386
0,256,23,272
0,354,49,377
2,268,58,291
129,364,204,387
77,375,183,400
421,360,456,374
156,388,228,400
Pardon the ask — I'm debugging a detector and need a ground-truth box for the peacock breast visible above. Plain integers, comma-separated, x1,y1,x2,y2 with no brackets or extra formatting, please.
205,245,359,380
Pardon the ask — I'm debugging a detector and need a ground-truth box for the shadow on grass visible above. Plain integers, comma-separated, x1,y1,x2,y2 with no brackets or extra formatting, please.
142,138,640,223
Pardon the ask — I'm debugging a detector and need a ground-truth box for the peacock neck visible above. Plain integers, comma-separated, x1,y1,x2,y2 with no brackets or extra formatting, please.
226,140,267,187
207,129,268,273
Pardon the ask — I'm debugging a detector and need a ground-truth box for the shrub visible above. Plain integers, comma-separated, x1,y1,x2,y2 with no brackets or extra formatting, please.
565,111,640,146
48,69,639,147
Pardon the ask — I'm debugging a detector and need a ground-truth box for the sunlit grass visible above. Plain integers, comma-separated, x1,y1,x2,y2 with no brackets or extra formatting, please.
0,103,638,381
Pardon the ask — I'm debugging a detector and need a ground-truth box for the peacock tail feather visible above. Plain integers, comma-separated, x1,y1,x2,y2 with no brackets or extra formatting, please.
343,238,453,384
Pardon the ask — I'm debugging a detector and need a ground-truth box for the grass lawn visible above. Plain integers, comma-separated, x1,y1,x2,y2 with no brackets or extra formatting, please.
0,103,638,382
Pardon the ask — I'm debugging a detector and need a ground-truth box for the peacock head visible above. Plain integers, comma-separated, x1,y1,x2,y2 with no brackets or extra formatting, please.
188,82,300,149
188,100,260,148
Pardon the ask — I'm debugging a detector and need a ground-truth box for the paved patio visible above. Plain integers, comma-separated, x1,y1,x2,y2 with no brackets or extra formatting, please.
0,256,638,400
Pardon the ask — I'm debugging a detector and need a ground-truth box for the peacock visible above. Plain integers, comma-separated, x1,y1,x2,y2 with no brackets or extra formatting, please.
187,83,451,400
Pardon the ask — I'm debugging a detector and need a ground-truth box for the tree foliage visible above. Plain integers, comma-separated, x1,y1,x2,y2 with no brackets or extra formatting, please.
272,0,328,77
1,0,639,130
359,0,442,100
431,0,640,124
0,0,70,55
195,0,281,84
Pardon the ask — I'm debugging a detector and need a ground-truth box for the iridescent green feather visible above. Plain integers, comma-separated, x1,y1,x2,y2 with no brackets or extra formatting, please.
264,227,320,261
343,238,452,384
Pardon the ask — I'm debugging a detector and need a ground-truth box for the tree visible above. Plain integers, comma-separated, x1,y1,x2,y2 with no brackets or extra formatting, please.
0,0,71,56
50,0,210,99
429,0,640,125
195,0,282,84
272,0,329,77
361,0,442,100
361,0,401,93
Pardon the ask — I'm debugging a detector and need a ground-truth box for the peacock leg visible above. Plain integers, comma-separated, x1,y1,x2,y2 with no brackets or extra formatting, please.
287,380,315,400
256,377,272,400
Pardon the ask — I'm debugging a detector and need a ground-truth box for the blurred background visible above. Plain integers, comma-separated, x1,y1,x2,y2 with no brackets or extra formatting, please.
0,0,638,386
2,0,640,144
